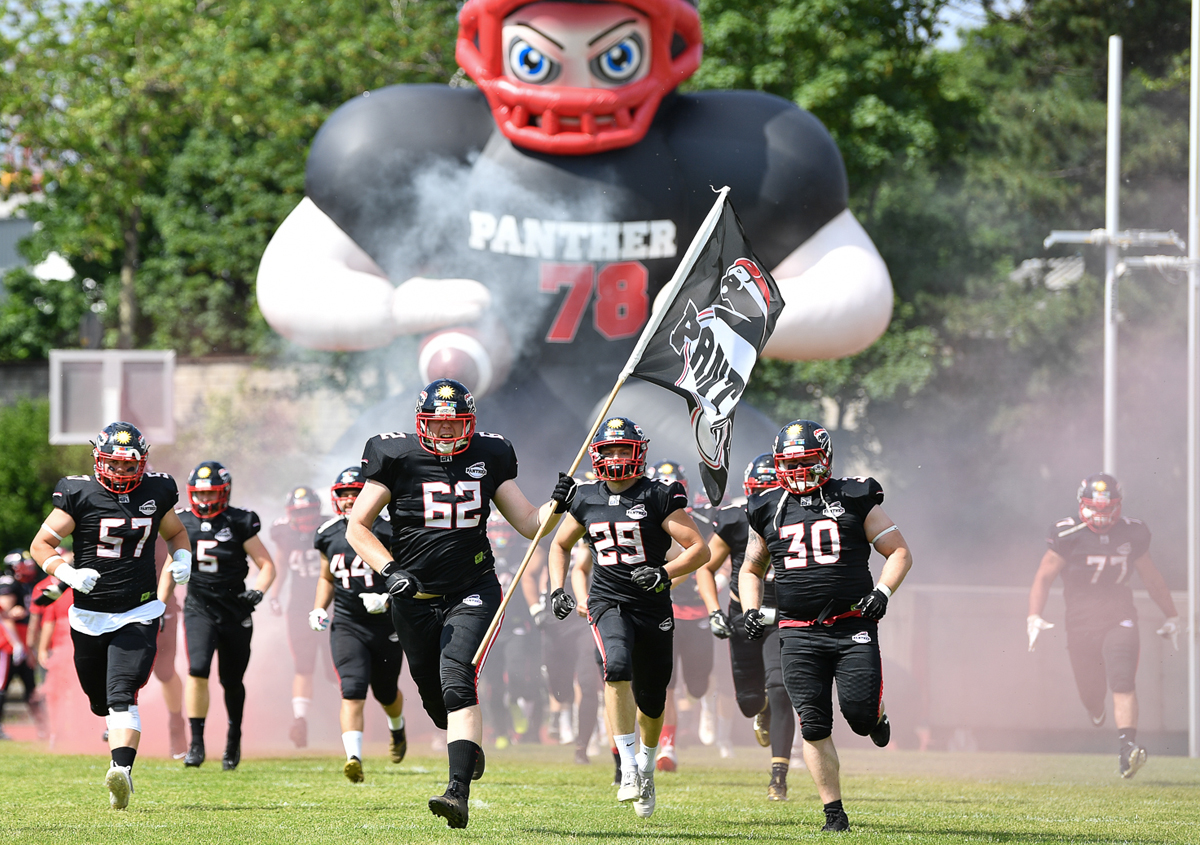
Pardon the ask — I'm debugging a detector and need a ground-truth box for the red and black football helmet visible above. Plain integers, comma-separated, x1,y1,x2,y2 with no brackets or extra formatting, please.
415,378,477,457
3,549,38,584
92,421,149,494
285,485,323,533
1078,473,1122,532
589,416,649,481
456,0,703,155
773,420,833,495
331,466,365,516
187,461,232,518
743,453,778,496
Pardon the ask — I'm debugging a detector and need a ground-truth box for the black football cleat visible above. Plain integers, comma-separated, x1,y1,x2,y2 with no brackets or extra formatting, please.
184,739,205,768
869,714,891,748
429,780,470,829
472,748,485,781
1118,744,1147,779
222,735,241,771
822,808,850,832
389,726,407,764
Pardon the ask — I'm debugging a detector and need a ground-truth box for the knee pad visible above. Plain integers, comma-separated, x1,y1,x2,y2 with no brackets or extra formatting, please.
842,700,879,737
800,721,831,742
341,678,370,701
601,649,633,684
106,704,141,732
442,659,479,714
735,688,767,719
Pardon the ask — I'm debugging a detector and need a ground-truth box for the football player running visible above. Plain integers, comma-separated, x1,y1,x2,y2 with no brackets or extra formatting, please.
698,453,796,800
269,485,326,747
29,422,193,810
547,418,709,820
311,466,408,784
176,461,276,770
346,378,576,829
740,421,911,833
1027,473,1179,779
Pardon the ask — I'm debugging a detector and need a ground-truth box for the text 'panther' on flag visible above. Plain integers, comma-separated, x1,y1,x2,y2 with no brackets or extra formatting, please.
621,188,784,506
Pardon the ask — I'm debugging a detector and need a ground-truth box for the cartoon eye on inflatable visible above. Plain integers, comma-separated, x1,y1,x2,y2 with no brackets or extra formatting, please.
508,38,560,84
591,34,643,84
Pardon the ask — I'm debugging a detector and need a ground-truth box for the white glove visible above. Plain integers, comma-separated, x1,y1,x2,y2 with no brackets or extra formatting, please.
309,607,329,632
1157,616,1181,651
1027,614,1054,651
360,593,389,614
169,549,192,585
54,562,100,594
10,641,25,665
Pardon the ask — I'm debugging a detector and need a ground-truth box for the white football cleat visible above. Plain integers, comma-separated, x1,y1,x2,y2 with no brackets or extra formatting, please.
633,770,656,818
105,764,133,810
616,767,640,802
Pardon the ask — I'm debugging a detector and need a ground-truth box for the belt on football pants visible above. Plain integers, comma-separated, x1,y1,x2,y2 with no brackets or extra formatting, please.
778,598,862,628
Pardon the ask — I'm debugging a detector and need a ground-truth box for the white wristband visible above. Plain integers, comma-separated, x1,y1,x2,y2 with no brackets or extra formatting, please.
43,554,65,570
875,583,893,599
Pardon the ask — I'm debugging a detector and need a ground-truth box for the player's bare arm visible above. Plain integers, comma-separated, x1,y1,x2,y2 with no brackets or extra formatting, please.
244,535,277,592
661,509,709,580
570,544,592,617
30,508,75,575
738,529,770,610
548,513,587,593
1133,553,1178,618
863,505,912,593
493,478,563,540
314,554,335,612
347,480,395,573
1028,549,1066,618
696,532,731,613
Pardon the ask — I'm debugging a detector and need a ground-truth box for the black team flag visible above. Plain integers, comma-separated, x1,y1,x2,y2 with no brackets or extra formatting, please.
622,187,785,505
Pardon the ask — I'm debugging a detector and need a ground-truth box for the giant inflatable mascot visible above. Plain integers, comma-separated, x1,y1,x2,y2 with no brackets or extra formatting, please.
257,0,892,483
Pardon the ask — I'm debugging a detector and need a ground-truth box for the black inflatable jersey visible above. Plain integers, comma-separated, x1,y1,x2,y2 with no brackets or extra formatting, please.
360,430,518,595
747,477,883,624
314,513,394,627
569,476,687,609
305,85,847,412
177,506,262,624
51,473,179,614
1047,516,1151,629
270,518,323,615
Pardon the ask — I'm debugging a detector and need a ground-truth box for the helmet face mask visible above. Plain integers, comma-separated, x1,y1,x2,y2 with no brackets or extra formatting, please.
286,486,323,533
331,467,365,516
1078,473,1122,532
773,420,833,495
589,416,649,481
456,0,703,155
743,452,778,496
92,421,149,494
187,461,232,518
415,378,477,457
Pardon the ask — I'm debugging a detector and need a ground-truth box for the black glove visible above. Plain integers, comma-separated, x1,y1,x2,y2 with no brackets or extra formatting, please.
743,608,767,640
631,565,670,593
551,472,578,514
551,587,577,620
238,589,264,609
381,561,422,600
856,589,889,621
709,609,733,639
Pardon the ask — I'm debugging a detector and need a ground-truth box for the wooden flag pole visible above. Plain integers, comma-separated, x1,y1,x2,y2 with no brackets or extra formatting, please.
471,187,732,667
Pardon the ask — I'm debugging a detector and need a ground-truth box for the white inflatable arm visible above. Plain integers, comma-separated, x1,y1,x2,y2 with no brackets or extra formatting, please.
762,209,893,360
256,198,491,351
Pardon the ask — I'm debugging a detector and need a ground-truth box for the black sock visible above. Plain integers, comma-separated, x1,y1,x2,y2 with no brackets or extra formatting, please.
771,761,789,778
111,746,137,769
1119,728,1137,747
447,739,480,795
189,717,205,743
824,799,844,814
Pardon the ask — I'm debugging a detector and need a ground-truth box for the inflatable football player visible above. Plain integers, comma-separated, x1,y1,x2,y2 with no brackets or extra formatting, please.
257,0,892,478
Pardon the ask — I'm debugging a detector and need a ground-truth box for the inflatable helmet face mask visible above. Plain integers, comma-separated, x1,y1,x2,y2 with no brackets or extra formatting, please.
457,0,703,155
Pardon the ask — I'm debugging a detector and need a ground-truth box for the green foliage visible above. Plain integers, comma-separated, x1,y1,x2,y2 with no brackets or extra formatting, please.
0,399,90,551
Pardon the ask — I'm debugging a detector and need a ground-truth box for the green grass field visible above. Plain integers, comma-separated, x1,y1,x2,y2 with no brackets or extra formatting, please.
3,741,1199,844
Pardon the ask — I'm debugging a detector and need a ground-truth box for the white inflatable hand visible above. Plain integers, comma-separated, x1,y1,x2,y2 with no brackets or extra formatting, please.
392,277,491,334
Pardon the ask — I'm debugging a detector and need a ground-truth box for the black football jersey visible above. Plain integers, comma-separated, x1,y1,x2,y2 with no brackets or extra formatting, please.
569,475,687,608
177,506,262,624
1047,516,1150,628
360,430,518,595
698,500,779,608
271,518,323,614
51,473,179,614
747,477,882,624
314,512,394,627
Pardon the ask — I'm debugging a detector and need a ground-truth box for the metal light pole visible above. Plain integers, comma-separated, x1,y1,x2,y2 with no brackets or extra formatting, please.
1104,35,1122,476
1188,0,1199,759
